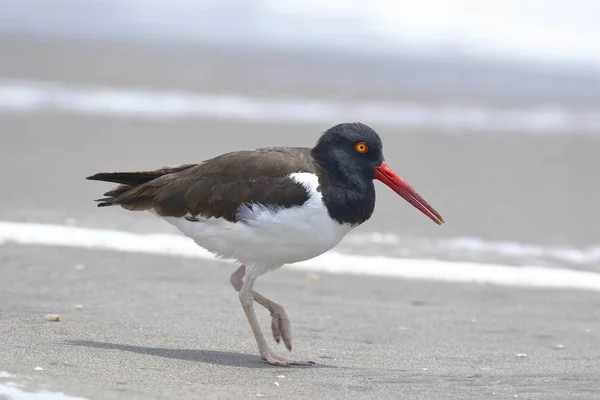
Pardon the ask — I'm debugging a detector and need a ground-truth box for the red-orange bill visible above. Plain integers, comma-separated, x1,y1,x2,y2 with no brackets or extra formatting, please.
373,161,444,225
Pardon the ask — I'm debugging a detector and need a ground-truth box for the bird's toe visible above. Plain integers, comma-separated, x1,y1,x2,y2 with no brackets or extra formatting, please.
261,352,314,367
270,308,293,350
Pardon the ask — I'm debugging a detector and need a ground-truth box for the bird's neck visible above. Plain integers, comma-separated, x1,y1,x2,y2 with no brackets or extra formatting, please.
311,148,376,226
315,167,376,226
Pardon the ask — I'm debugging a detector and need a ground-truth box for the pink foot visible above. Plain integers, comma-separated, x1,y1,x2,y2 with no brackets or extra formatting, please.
270,304,292,350
261,351,314,367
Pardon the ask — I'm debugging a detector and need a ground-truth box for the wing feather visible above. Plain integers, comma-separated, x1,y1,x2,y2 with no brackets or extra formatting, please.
88,148,318,222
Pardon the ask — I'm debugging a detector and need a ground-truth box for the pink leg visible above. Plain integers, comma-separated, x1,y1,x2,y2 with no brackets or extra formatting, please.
230,265,312,366
230,265,292,350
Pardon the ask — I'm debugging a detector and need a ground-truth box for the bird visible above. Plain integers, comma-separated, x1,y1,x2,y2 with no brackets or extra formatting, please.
87,122,444,366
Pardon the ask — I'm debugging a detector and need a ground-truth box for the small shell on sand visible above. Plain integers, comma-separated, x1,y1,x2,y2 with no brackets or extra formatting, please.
45,314,60,322
515,353,527,358
308,273,321,282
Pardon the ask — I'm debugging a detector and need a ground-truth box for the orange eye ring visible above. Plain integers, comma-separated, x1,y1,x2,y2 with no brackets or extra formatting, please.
354,142,369,154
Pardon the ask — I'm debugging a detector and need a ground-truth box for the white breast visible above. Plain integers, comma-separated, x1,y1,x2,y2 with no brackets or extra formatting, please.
157,172,354,269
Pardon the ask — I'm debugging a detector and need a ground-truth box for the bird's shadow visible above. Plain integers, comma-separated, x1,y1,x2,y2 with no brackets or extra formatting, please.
64,340,336,369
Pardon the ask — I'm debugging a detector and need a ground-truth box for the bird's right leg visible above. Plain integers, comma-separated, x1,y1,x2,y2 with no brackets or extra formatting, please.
234,264,313,366
230,264,293,350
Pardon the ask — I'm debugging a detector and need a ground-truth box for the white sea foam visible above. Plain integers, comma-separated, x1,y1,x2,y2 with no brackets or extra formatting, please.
0,382,86,400
0,79,598,135
345,233,600,266
2,221,600,292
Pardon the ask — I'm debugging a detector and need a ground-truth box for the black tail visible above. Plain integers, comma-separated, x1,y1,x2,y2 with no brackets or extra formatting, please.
93,184,135,207
87,164,197,208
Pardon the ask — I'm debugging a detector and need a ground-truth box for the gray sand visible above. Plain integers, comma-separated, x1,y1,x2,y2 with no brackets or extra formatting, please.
1,244,599,399
1,36,600,399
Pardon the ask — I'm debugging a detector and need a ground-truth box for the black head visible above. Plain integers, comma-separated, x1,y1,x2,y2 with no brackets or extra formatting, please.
311,122,445,227
311,122,384,184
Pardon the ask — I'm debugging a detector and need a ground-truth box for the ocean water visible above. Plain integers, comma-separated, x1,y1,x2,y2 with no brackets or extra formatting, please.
2,1,599,106
0,371,87,400
2,0,600,68
263,0,600,63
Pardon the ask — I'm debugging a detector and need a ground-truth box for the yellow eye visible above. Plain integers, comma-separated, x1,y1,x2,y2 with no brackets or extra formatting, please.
355,142,368,154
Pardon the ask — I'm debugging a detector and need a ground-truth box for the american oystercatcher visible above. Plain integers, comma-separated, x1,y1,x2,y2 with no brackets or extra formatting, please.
87,122,444,366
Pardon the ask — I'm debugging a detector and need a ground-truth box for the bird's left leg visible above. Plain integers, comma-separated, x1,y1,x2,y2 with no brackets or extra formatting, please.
230,265,293,350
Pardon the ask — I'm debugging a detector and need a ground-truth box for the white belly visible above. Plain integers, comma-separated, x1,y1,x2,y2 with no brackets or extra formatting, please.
158,173,354,268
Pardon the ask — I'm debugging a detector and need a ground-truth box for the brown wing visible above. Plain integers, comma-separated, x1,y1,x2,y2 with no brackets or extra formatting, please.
87,147,317,222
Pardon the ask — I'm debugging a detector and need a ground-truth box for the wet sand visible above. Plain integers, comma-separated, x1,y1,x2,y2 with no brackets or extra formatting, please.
1,244,599,399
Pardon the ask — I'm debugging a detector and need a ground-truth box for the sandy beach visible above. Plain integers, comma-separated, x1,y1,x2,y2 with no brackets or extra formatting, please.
1,34,600,399
2,244,599,399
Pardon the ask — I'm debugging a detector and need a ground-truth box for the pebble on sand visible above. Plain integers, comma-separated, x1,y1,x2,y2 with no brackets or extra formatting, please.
516,353,527,358
45,314,60,322
308,273,321,283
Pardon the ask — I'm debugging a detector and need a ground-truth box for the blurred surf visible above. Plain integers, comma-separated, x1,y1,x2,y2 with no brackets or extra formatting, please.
341,233,600,271
2,0,599,68
2,1,600,108
1,79,599,135
0,371,87,400
1,221,600,291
